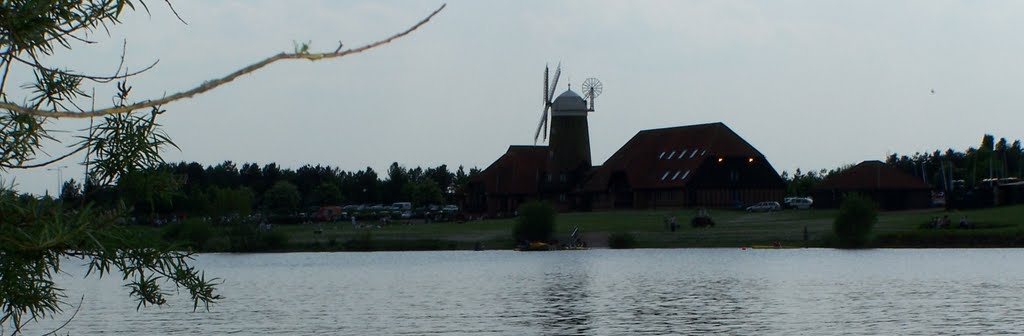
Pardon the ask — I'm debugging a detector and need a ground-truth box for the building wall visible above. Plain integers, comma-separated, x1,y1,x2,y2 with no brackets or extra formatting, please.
592,187,785,210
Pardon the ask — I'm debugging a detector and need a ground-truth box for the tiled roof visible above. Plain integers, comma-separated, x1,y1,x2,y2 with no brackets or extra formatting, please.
474,145,547,195
816,160,931,190
586,122,767,190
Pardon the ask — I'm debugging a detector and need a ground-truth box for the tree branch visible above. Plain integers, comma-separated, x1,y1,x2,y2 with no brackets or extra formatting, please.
0,3,446,119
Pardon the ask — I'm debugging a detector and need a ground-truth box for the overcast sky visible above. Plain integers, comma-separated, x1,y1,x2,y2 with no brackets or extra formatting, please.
7,0,1024,195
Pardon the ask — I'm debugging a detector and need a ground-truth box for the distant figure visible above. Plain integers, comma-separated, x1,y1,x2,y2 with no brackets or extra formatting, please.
959,216,970,229
930,89,935,94
940,214,951,228
351,215,357,226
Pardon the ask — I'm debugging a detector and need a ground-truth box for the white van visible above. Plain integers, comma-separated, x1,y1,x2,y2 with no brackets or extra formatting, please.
788,198,813,209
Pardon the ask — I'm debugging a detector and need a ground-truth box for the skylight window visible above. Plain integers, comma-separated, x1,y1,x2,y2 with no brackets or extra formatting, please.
671,170,681,180
661,171,671,180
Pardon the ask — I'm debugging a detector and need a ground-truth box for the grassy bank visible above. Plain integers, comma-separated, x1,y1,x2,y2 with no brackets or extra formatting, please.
161,204,1024,251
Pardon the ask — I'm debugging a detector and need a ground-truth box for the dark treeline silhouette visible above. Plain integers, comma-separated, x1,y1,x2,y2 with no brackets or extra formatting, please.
780,134,1023,198
60,161,481,219
885,134,1023,190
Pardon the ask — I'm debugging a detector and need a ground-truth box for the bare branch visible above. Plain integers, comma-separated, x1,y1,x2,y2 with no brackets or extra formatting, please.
10,53,160,84
0,3,447,119
0,143,89,169
164,0,189,25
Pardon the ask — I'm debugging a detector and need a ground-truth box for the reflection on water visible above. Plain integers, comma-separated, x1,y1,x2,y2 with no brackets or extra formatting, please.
18,249,1024,335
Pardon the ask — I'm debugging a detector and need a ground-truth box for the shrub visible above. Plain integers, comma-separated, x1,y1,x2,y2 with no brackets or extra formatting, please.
833,193,878,248
162,219,213,249
260,230,290,250
607,232,636,249
513,201,557,243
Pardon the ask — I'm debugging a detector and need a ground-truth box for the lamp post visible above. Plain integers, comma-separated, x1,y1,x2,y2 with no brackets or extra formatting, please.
47,165,68,198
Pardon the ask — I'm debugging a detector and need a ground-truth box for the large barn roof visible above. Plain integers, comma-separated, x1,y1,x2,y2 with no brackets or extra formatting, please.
473,145,547,195
586,122,769,190
816,160,931,190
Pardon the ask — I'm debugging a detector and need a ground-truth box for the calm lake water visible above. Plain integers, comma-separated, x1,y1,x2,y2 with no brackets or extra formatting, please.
17,249,1024,335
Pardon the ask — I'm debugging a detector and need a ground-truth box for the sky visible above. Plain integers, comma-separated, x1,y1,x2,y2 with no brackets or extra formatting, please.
6,0,1024,195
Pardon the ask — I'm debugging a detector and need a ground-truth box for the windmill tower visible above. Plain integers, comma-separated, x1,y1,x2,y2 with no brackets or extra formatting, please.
535,63,603,193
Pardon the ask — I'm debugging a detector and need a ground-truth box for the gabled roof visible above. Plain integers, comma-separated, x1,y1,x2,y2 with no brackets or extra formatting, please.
816,160,931,190
586,122,768,190
473,145,547,195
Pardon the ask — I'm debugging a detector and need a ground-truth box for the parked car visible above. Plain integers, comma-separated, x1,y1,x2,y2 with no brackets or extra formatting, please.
785,197,814,209
746,201,781,212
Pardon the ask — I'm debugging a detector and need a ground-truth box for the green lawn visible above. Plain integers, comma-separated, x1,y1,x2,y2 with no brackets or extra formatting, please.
250,204,1024,250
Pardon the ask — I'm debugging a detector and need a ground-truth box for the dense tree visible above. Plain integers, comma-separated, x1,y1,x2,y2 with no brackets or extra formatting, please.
0,1,445,332
263,181,301,214
833,193,878,248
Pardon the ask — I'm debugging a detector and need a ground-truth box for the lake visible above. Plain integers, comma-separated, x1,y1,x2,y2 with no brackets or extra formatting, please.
16,249,1024,335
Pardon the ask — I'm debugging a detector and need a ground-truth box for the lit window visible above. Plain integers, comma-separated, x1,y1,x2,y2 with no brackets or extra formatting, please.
748,158,754,163
678,149,688,159
717,157,724,163
681,170,690,180
672,170,681,180
661,171,671,180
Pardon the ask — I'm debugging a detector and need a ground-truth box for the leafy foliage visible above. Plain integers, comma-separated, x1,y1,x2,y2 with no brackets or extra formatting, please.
0,1,213,332
1,1,445,332
833,193,879,248
263,181,301,214
607,232,637,249
513,201,557,242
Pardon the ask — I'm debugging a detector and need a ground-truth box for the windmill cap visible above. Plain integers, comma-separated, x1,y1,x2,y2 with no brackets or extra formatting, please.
552,89,587,114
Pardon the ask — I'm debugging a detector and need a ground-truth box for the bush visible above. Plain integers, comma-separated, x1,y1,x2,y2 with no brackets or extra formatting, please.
513,201,557,243
833,193,878,248
607,232,636,249
260,230,290,250
162,219,213,249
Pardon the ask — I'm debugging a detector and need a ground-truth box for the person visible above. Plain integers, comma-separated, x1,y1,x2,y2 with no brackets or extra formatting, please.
669,216,678,232
351,215,357,227
959,215,970,229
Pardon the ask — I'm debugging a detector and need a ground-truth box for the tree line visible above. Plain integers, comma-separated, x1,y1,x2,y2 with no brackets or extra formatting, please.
780,134,1024,196
59,161,481,219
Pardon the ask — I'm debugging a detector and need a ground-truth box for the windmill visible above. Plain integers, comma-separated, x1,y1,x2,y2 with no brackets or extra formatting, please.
534,63,562,144
533,64,604,144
